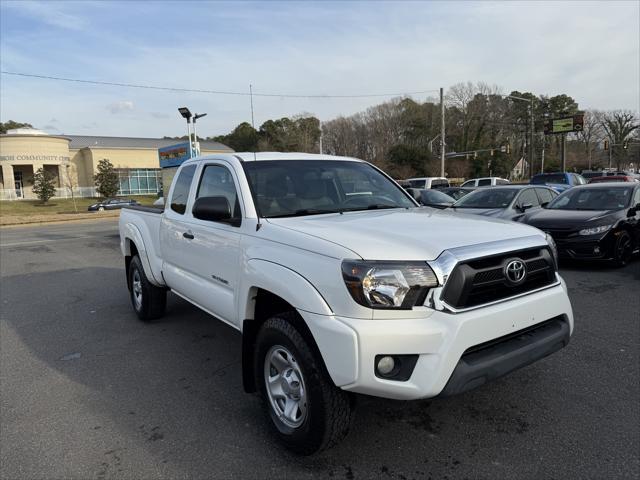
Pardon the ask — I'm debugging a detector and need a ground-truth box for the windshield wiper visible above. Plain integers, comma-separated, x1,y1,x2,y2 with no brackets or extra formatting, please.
266,208,344,218
343,204,400,212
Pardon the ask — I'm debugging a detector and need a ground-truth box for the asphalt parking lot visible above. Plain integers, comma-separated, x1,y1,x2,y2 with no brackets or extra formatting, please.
1,219,638,480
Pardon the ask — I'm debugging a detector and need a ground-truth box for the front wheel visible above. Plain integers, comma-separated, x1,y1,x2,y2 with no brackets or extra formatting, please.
255,313,354,455
128,255,166,321
612,231,633,267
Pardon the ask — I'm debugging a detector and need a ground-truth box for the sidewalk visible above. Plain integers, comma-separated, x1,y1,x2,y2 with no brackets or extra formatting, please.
0,211,120,226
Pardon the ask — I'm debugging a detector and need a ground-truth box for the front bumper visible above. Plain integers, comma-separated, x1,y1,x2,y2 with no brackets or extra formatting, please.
301,279,574,400
555,233,614,260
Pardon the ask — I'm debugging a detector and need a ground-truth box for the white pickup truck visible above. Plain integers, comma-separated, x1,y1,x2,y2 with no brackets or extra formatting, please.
119,152,574,454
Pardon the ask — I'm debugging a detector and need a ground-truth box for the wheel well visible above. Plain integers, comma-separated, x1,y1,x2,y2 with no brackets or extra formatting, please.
125,239,139,290
242,288,330,393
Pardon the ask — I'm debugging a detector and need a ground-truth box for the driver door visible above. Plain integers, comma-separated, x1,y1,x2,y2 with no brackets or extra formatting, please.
180,163,244,326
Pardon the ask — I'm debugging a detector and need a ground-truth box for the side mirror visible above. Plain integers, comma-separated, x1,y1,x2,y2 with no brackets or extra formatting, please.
541,202,549,208
406,188,422,202
519,203,533,212
628,203,640,217
193,196,234,223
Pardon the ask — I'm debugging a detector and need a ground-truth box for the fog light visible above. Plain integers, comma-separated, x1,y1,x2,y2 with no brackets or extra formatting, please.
377,356,396,376
594,246,600,254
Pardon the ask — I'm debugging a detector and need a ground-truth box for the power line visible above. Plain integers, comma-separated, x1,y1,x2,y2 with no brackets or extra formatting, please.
0,71,439,99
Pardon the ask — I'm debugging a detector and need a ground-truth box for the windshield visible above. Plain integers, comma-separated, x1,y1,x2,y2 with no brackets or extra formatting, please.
453,188,518,208
531,174,567,185
548,187,633,210
243,160,416,218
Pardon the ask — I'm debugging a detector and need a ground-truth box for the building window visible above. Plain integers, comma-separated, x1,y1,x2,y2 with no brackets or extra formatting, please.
116,169,162,195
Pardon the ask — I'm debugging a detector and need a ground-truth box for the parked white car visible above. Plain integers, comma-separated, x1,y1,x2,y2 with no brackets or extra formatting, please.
461,177,510,187
119,153,573,454
405,176,450,189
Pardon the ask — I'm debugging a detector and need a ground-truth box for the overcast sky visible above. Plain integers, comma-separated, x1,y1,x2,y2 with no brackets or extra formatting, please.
1,0,638,138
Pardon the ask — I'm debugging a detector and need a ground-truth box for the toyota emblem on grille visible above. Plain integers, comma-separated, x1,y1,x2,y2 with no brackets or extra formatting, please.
504,258,527,285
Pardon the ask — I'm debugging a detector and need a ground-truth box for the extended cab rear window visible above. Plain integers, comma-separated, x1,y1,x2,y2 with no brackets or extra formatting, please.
170,165,197,214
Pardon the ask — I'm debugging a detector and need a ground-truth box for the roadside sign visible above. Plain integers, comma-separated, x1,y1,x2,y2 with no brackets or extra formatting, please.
159,142,191,168
543,115,584,135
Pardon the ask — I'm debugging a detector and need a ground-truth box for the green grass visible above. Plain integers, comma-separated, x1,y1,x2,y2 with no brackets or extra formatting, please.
0,195,158,216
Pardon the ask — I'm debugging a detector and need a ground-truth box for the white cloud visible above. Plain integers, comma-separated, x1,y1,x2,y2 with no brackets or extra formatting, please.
3,1,88,31
107,101,134,114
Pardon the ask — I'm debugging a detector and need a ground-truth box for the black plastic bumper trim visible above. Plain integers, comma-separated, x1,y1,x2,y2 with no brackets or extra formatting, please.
439,316,570,397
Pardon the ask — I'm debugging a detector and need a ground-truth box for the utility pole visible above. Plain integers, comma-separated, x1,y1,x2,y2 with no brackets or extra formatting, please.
319,121,323,154
561,133,566,171
440,87,445,177
249,84,255,129
529,98,535,177
608,139,613,168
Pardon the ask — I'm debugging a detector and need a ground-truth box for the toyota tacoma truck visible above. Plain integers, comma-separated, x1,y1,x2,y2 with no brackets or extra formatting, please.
119,153,574,454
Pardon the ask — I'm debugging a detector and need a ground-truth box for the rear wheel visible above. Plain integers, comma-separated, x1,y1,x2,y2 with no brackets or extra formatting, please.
254,313,353,455
128,255,166,321
612,231,633,267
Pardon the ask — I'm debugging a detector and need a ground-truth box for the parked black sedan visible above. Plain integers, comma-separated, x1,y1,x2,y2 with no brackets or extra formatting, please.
87,198,139,211
521,183,640,266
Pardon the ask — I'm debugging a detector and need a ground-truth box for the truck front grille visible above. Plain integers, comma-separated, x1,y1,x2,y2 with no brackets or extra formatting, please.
440,247,557,310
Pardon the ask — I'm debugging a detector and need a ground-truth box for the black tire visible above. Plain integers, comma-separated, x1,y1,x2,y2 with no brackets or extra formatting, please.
612,230,633,267
254,313,354,455
128,255,166,321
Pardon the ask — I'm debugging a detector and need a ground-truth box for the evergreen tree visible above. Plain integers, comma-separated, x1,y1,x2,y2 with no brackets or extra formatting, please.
94,159,120,198
31,167,57,204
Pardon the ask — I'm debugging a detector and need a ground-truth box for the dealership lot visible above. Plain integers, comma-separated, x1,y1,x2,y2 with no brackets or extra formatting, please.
1,219,638,479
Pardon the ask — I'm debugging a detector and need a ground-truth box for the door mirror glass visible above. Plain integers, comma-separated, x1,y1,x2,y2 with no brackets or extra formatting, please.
192,196,233,223
520,203,533,212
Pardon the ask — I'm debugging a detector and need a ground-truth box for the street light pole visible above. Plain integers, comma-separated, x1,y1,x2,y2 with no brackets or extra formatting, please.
193,113,207,157
178,107,193,158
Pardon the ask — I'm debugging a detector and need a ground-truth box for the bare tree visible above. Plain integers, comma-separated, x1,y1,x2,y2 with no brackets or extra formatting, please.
576,110,605,169
599,110,639,170
62,163,78,213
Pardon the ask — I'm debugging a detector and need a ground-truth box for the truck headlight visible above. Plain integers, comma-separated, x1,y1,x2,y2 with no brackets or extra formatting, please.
342,261,439,309
545,233,559,269
579,224,612,236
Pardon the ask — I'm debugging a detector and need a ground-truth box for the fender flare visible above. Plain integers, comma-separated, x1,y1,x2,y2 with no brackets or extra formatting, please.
239,259,334,393
239,259,333,320
121,222,164,287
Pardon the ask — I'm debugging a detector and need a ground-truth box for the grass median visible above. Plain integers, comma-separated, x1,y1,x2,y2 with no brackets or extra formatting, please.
0,195,158,226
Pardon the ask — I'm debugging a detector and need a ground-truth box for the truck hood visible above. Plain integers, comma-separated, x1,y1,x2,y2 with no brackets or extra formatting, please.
267,207,544,260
